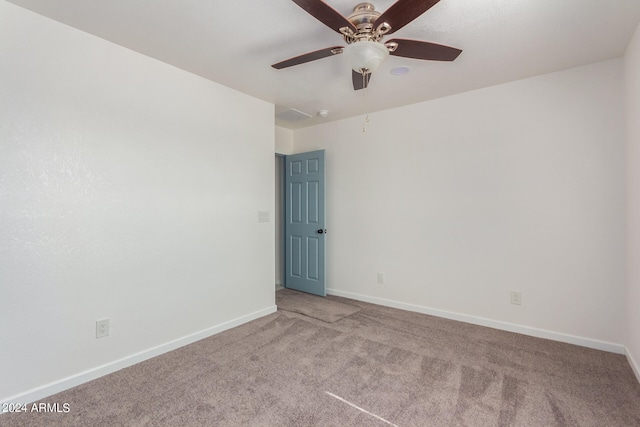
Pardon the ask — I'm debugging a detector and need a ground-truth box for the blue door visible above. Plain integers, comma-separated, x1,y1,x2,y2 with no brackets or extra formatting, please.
285,150,326,296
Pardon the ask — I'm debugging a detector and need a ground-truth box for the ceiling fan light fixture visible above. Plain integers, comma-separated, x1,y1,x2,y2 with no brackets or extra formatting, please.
344,40,389,74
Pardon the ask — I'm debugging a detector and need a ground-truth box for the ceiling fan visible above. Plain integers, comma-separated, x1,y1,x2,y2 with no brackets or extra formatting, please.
272,0,462,90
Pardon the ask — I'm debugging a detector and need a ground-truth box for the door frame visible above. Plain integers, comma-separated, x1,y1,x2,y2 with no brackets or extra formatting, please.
275,154,286,288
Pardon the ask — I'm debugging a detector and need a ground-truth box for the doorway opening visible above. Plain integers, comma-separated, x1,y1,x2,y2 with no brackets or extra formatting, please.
275,150,326,296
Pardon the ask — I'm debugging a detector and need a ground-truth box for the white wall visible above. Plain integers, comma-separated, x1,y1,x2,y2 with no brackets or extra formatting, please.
276,126,295,155
294,59,626,351
0,2,275,403
625,22,640,380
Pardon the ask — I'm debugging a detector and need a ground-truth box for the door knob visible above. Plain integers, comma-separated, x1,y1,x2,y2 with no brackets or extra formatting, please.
317,229,327,234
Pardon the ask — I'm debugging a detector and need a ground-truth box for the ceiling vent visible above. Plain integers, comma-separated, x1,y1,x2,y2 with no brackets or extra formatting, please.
276,108,312,122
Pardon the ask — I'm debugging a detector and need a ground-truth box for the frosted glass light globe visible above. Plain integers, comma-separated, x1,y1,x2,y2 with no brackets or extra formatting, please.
344,41,389,73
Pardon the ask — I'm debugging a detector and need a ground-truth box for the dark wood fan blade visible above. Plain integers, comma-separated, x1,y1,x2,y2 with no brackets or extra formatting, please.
292,0,356,34
352,70,371,91
272,46,344,69
388,38,462,61
376,0,440,34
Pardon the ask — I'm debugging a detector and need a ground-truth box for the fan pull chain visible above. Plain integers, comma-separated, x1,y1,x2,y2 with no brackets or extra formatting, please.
362,71,369,133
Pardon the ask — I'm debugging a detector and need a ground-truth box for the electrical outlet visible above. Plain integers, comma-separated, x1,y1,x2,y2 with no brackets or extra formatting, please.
377,273,384,284
510,291,522,305
96,319,110,338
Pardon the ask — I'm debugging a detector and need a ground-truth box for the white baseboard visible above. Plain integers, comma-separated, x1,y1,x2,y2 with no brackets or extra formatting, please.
327,289,626,355
1,305,277,409
626,346,640,384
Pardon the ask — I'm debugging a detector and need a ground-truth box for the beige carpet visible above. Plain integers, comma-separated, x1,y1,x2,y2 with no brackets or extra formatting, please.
276,288,360,322
3,295,640,426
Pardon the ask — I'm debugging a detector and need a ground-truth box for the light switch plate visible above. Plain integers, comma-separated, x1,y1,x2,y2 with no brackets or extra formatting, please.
258,211,270,222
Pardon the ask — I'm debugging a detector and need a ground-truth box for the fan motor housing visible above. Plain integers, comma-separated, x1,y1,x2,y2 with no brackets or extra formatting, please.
341,2,389,44
349,3,380,30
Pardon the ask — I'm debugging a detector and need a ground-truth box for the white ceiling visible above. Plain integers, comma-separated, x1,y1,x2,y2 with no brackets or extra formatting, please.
8,0,640,129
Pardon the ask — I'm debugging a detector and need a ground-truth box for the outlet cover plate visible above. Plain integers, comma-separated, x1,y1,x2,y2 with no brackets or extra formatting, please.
96,319,110,338
510,291,522,305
